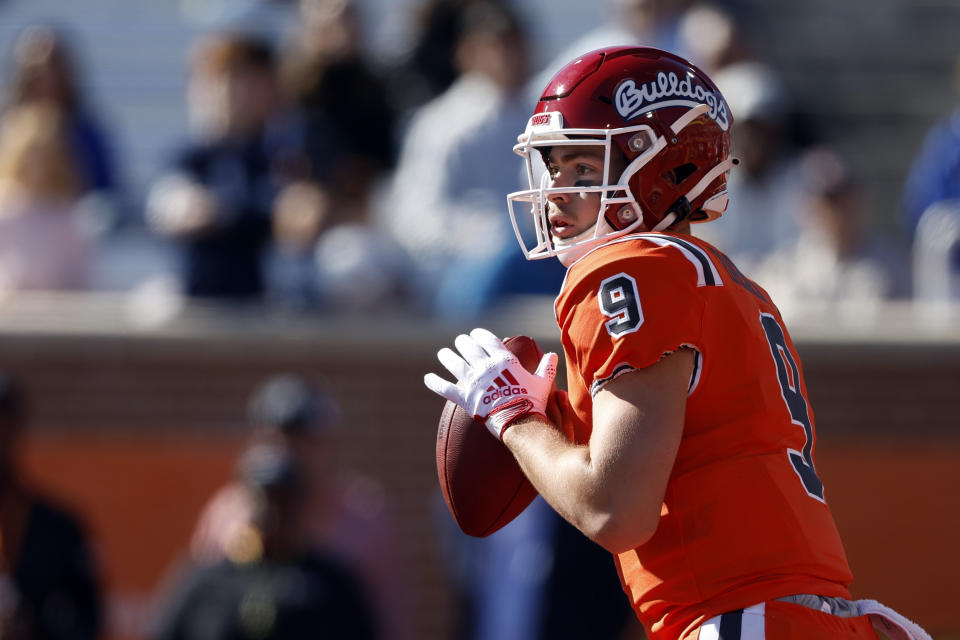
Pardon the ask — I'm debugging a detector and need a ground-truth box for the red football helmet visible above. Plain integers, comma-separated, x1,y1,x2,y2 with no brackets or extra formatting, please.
507,46,737,264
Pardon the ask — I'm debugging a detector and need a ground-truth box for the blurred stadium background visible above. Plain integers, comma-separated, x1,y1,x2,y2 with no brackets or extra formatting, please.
0,0,958,639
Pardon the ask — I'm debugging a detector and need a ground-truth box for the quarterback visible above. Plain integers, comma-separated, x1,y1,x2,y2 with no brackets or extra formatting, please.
425,47,930,640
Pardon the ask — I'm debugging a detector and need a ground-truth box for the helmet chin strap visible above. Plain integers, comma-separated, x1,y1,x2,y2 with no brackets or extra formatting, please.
652,157,739,232
652,211,678,232
687,157,740,203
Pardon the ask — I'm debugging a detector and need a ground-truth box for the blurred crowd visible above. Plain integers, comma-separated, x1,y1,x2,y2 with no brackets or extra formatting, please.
2,368,401,640
0,0,958,321
3,0,960,638
0,363,641,640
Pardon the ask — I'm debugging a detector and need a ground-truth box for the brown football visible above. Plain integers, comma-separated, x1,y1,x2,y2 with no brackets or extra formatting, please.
435,335,542,537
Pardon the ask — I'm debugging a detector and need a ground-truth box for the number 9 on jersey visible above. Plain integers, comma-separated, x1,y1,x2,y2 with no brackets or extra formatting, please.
599,273,644,337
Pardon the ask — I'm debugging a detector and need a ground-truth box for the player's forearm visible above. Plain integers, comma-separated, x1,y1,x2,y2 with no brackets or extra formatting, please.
502,414,651,551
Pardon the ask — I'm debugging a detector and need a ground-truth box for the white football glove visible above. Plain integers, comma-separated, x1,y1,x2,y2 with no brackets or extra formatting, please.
424,328,558,440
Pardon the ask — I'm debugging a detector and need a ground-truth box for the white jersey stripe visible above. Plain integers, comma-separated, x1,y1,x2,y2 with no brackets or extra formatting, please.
741,603,766,639
697,603,765,639
698,615,722,640
633,233,723,287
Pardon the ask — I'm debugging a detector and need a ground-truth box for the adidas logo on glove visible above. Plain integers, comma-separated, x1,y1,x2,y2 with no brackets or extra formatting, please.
483,370,528,405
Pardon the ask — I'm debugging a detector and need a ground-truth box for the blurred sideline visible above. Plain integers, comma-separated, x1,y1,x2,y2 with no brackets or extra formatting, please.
2,293,959,639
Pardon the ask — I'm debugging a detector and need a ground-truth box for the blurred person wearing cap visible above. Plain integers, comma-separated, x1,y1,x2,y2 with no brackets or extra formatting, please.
188,374,408,640
0,373,102,640
750,148,910,320
152,442,377,640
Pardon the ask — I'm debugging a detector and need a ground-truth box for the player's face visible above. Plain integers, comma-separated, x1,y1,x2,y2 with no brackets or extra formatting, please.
544,144,621,239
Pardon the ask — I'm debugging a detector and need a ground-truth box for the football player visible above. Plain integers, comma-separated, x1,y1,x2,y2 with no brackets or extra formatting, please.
425,47,931,640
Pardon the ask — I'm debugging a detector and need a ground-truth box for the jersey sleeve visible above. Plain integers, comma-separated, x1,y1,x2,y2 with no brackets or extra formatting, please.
557,239,707,396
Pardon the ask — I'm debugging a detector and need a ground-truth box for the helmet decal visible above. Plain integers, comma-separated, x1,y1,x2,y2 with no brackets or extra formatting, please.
614,72,730,131
529,112,554,127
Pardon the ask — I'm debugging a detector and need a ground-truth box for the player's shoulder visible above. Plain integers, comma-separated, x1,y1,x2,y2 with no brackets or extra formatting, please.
561,232,724,294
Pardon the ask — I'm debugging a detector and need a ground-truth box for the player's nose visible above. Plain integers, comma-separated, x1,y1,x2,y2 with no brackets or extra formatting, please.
547,174,571,203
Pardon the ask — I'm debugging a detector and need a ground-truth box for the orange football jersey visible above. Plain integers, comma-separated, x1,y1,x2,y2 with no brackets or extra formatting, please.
554,232,853,640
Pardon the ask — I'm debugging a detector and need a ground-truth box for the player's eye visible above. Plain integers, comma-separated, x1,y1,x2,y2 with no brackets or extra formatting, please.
572,163,602,187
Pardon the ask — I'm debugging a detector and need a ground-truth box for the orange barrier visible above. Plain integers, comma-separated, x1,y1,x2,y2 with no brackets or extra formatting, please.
21,432,960,640
819,438,960,634
21,433,246,640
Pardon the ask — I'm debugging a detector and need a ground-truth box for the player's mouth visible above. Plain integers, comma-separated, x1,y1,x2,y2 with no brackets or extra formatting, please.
549,215,579,239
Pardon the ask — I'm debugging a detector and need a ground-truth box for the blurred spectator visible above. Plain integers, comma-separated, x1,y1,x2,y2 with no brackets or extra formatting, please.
912,199,960,302
531,0,693,92
189,374,408,640
259,0,405,310
152,441,378,640
675,2,753,73
752,148,909,318
902,54,960,294
386,0,477,116
263,180,328,307
0,373,103,640
280,0,397,217
146,33,295,301
310,215,413,312
377,0,565,317
4,24,122,232
265,178,413,312
0,103,94,295
902,55,960,235
694,60,806,275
